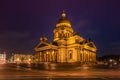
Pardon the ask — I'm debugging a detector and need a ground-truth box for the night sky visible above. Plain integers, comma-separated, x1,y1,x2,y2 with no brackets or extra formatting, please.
0,0,120,57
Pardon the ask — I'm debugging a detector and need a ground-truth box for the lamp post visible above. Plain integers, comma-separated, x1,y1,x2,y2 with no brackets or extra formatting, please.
109,59,113,67
28,58,31,64
16,58,20,64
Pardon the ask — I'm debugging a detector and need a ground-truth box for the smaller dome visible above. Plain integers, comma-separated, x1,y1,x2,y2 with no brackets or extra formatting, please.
40,35,48,42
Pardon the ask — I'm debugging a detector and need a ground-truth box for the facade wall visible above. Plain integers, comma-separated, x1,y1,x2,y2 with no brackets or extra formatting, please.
35,47,96,63
0,53,6,64
11,54,34,64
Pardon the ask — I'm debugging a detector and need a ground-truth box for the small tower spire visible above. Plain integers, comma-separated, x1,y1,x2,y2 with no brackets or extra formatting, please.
62,10,66,18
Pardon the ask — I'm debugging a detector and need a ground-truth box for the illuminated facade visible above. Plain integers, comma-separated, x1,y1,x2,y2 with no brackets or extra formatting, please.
0,53,6,64
11,54,34,64
35,12,97,63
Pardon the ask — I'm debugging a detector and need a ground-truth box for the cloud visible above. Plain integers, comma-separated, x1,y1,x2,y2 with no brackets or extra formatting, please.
75,19,90,29
0,31,30,39
105,41,120,55
111,42,120,46
0,31,30,48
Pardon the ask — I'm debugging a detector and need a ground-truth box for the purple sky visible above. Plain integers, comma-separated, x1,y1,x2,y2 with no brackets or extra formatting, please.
0,0,120,57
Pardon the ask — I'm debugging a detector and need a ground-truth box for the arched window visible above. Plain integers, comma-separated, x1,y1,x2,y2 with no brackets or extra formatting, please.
69,50,73,59
80,54,82,61
70,53,72,59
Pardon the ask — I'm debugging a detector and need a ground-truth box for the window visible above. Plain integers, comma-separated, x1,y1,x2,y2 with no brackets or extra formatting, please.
69,50,73,59
70,53,72,59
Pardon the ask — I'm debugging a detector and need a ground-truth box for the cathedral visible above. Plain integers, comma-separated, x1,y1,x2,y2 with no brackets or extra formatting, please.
35,12,97,64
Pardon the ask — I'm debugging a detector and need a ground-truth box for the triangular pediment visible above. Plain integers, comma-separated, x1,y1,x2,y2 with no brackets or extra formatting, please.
35,41,58,51
36,42,50,48
86,42,97,49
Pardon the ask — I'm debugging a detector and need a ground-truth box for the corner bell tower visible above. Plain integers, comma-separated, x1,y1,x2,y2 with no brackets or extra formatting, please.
53,11,74,41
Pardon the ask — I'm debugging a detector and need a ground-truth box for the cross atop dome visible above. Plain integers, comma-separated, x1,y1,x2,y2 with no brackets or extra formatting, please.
62,10,66,18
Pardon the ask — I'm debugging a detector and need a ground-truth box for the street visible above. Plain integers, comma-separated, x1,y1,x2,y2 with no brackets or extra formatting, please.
0,64,120,80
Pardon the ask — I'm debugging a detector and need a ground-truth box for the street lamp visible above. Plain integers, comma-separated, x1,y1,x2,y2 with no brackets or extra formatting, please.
16,58,20,65
109,59,113,63
28,58,31,64
28,58,31,62
109,59,113,67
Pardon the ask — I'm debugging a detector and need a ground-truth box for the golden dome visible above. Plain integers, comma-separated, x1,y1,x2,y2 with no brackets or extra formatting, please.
57,11,71,24
57,18,71,24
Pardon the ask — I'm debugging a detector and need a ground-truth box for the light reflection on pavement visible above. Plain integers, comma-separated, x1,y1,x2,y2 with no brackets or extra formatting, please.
0,64,120,80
